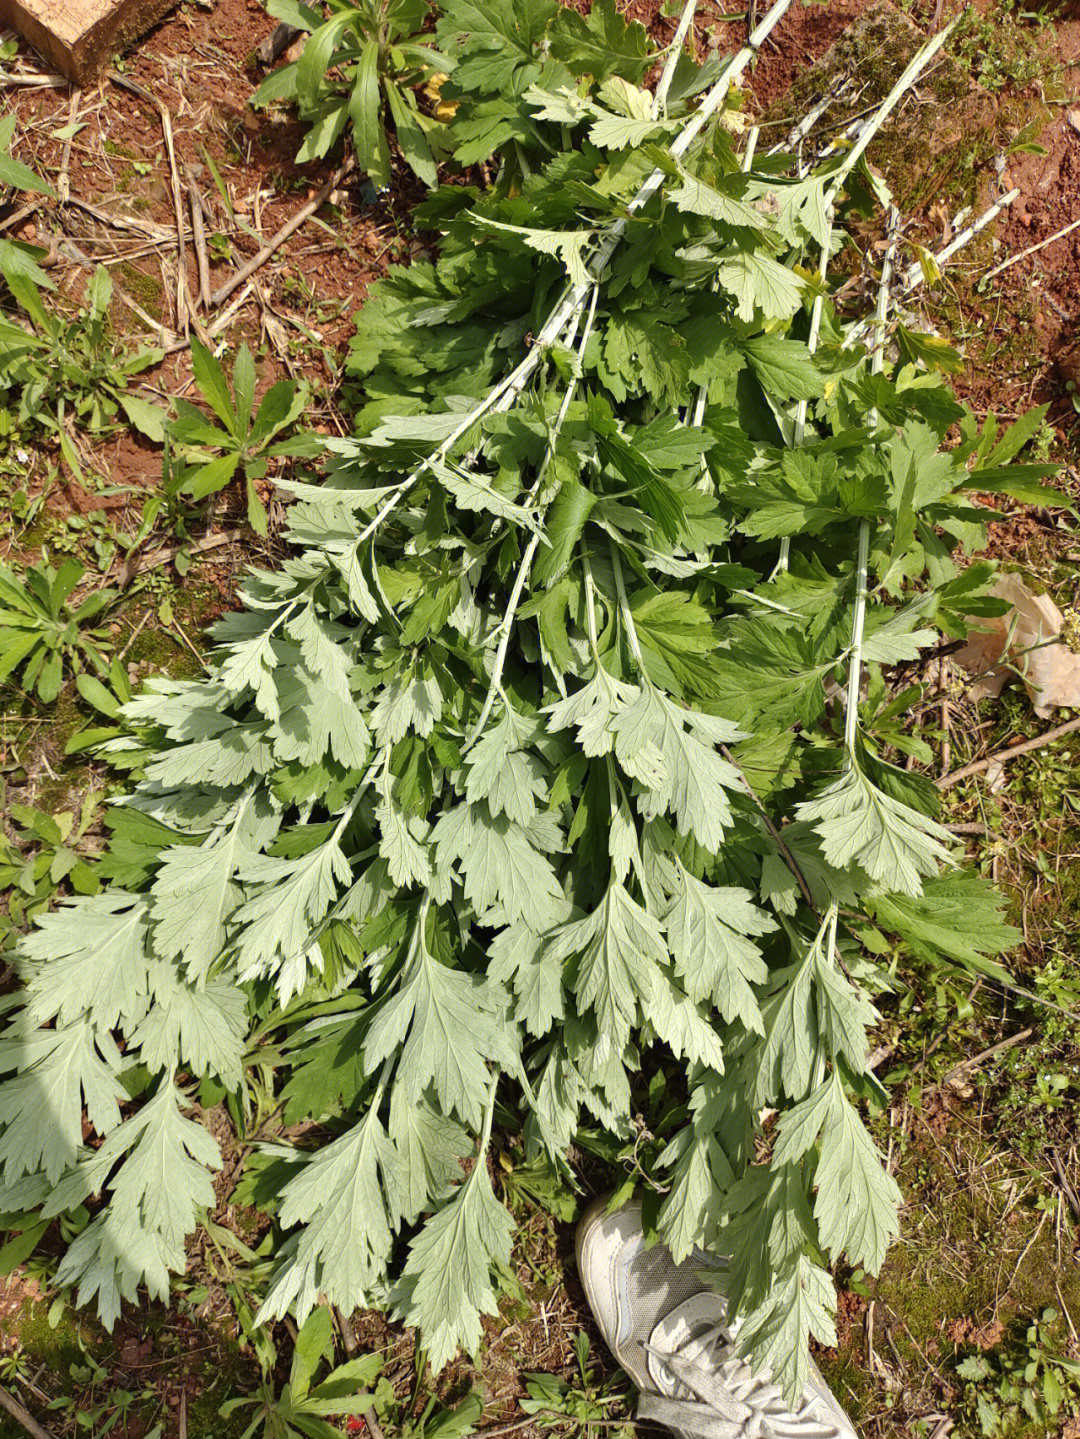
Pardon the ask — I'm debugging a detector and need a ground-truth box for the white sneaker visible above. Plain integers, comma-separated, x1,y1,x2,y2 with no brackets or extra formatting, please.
576,1196,859,1439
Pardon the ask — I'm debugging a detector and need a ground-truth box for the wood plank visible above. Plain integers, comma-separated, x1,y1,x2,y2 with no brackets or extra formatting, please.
0,0,178,84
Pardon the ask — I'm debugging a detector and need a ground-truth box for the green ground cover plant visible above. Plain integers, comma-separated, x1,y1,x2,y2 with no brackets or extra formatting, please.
0,0,1058,1414
0,557,117,703
253,0,448,183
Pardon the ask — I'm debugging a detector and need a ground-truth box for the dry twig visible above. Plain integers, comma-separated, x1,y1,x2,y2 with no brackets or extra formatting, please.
0,196,44,235
937,715,1080,789
210,158,355,307
256,21,304,65
983,216,1080,282
108,73,191,332
118,531,238,587
186,164,212,310
332,1306,385,1439
57,88,80,203
936,1027,1034,1088
0,1386,57,1439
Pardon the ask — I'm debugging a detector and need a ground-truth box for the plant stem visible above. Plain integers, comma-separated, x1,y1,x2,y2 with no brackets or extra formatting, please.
609,543,646,672
843,210,897,762
581,551,604,667
655,0,697,118
461,285,600,752
773,239,829,577
478,1073,498,1155
690,125,759,436
821,19,957,210
842,188,1019,352
774,20,958,578
497,0,796,407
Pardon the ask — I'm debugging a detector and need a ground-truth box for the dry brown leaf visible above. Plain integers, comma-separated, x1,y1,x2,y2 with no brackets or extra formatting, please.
956,573,1080,717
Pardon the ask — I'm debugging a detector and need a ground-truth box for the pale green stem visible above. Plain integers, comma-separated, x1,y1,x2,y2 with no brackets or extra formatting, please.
813,902,839,1085
773,240,830,577
461,285,600,753
772,20,958,580
689,125,759,438
654,0,697,119
582,551,604,668
821,19,957,210
609,542,647,673
842,187,1019,353
842,211,897,764
477,1073,498,1155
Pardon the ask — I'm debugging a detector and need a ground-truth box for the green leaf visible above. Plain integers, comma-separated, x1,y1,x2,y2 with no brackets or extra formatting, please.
53,1078,221,1330
796,765,953,899
393,1155,515,1373
812,1073,900,1273
612,685,742,852
290,1306,334,1398
547,0,650,84
868,872,1016,980
189,335,237,434
740,336,826,402
21,892,151,1032
386,81,437,188
232,344,257,435
717,251,804,322
185,450,242,501
116,393,168,443
735,1255,837,1408
436,0,558,92
365,931,517,1129
663,862,773,1032
351,41,392,188
260,1100,397,1325
297,11,355,113
543,882,666,1055
472,216,595,288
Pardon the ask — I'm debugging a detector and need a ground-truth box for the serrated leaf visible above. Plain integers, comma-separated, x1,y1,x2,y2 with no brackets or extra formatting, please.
664,862,772,1032
543,882,665,1057
258,1101,397,1325
394,1156,514,1373
365,931,517,1128
797,765,953,899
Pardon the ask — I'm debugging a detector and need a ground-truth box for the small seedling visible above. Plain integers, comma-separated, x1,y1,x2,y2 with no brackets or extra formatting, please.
0,266,166,457
219,1308,384,1439
0,555,116,702
168,337,312,534
522,1333,635,1439
251,0,446,185
956,1309,1080,1436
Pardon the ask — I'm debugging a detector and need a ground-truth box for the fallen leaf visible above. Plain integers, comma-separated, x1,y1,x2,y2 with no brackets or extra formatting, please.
955,572,1080,717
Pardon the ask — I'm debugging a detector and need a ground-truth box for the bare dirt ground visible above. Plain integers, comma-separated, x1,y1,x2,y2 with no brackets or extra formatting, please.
0,0,1079,1436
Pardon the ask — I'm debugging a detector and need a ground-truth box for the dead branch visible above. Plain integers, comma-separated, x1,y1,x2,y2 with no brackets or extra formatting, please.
186,164,212,310
936,715,1080,790
936,1027,1034,1088
57,88,80,203
0,1386,58,1439
107,73,191,332
118,531,237,587
210,157,354,307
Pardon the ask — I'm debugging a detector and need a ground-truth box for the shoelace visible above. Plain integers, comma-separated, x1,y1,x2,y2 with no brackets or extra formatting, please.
638,1324,844,1439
